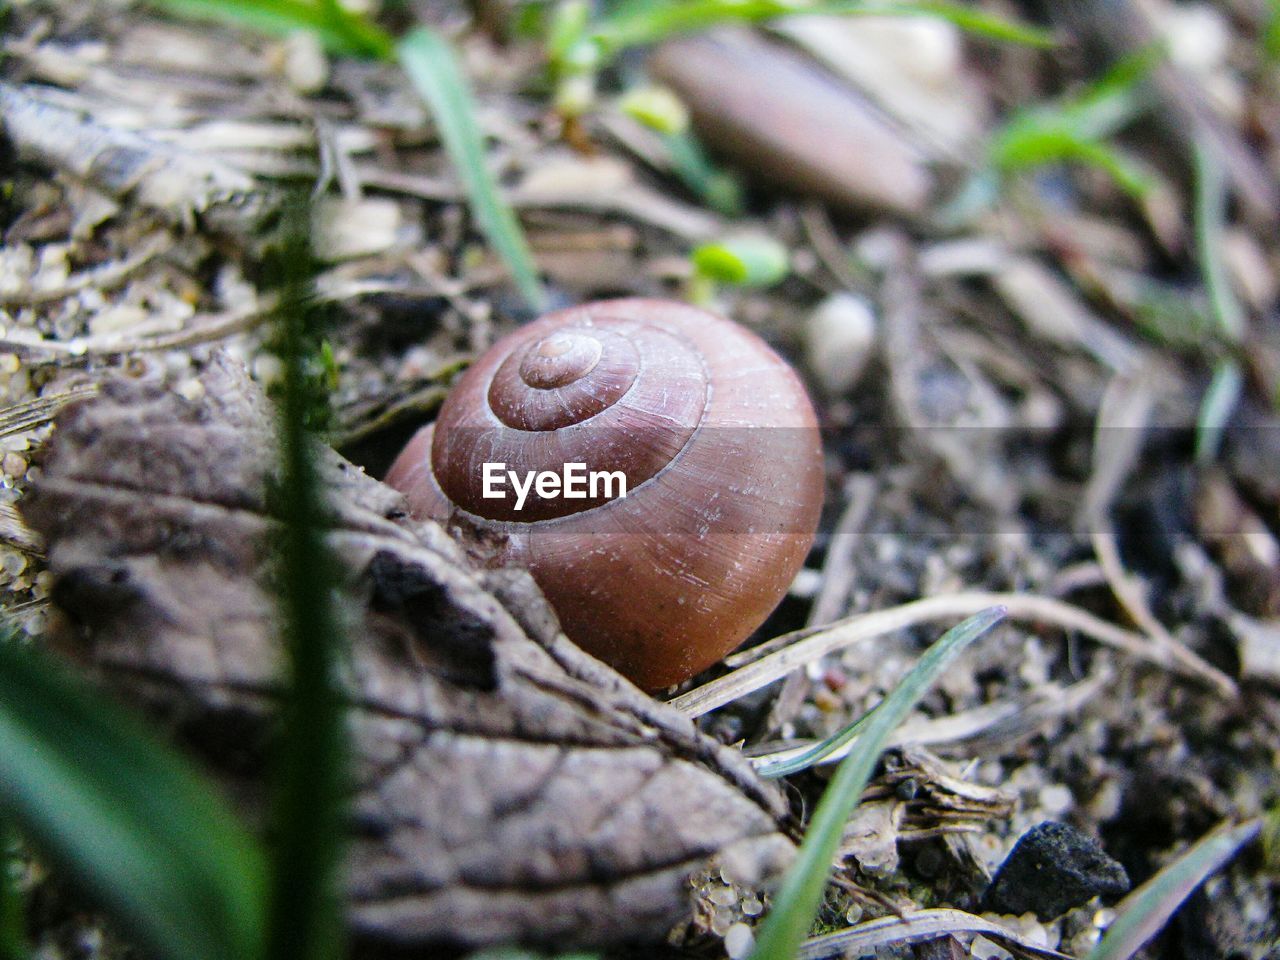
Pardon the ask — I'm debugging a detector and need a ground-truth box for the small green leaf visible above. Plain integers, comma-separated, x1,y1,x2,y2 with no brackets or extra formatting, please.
749,607,1007,960
398,27,547,311
619,85,689,135
1088,819,1261,960
989,46,1159,198
0,635,267,960
691,235,789,287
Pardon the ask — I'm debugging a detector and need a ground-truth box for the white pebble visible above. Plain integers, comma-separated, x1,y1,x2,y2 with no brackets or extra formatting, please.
805,292,877,395
1159,3,1230,73
312,197,406,262
724,922,755,959
1038,783,1073,816
283,30,328,94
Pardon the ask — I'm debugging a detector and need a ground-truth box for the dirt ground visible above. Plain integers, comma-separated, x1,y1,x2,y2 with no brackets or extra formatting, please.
2,1,1279,958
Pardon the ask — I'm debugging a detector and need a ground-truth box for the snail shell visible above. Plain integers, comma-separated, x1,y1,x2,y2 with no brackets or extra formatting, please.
386,298,823,689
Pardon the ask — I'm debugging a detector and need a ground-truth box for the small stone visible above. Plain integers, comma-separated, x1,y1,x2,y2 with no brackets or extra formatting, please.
724,922,754,959
2,452,28,478
983,821,1129,921
175,378,206,403
1158,3,1230,74
312,197,406,262
283,30,328,94
804,292,877,395
708,885,737,907
252,353,284,386
710,906,734,937
1038,783,1074,816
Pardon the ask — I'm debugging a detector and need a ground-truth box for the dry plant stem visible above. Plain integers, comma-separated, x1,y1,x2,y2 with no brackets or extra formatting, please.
0,299,273,360
798,202,864,291
669,591,1236,718
0,386,99,437
1082,370,1233,697
0,235,170,307
797,907,1073,960
749,668,1108,768
358,165,720,240
806,475,877,628
0,503,41,555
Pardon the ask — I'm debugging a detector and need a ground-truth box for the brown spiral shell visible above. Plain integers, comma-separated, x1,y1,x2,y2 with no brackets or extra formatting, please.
386,298,824,689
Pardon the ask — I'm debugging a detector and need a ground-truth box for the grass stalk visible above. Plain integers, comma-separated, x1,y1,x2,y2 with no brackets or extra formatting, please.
261,200,350,960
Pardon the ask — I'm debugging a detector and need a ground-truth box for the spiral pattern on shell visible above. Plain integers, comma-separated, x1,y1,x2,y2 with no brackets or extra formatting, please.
386,298,824,689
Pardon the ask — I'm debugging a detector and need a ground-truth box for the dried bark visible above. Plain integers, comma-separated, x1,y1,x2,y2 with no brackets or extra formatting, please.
22,355,794,952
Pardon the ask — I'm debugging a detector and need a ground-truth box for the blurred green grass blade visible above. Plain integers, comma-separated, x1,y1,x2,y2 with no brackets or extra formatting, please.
466,950,600,960
1263,804,1280,870
0,634,267,960
1088,819,1261,960
869,2,1054,46
989,46,1157,197
1194,142,1246,344
156,0,393,58
749,607,1006,960
0,818,27,960
1265,0,1280,61
262,200,349,960
398,27,547,312
1195,358,1242,464
662,131,743,216
1192,142,1245,461
594,0,1053,57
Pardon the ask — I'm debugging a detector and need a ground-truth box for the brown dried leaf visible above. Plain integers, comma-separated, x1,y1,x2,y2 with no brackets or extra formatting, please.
21,355,793,951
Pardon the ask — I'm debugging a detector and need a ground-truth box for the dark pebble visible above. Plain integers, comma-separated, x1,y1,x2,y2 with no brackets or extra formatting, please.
983,821,1130,920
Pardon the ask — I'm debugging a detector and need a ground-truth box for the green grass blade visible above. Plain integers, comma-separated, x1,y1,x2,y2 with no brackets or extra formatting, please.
1264,0,1280,61
1195,358,1242,464
155,0,393,58
0,633,267,960
1088,819,1261,960
748,607,1007,960
398,27,547,312
0,818,27,960
1191,142,1245,461
862,2,1055,47
594,0,1053,57
755,710,872,779
261,200,350,960
1193,142,1246,344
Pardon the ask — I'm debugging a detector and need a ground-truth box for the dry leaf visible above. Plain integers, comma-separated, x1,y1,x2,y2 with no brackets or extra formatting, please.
22,355,794,951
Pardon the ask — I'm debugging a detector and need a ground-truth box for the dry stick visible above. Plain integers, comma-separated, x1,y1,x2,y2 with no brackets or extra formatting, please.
747,668,1109,769
764,475,878,734
0,297,276,360
0,385,98,437
358,164,721,240
806,474,877,629
1082,368,1237,696
668,591,1235,718
0,234,170,307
